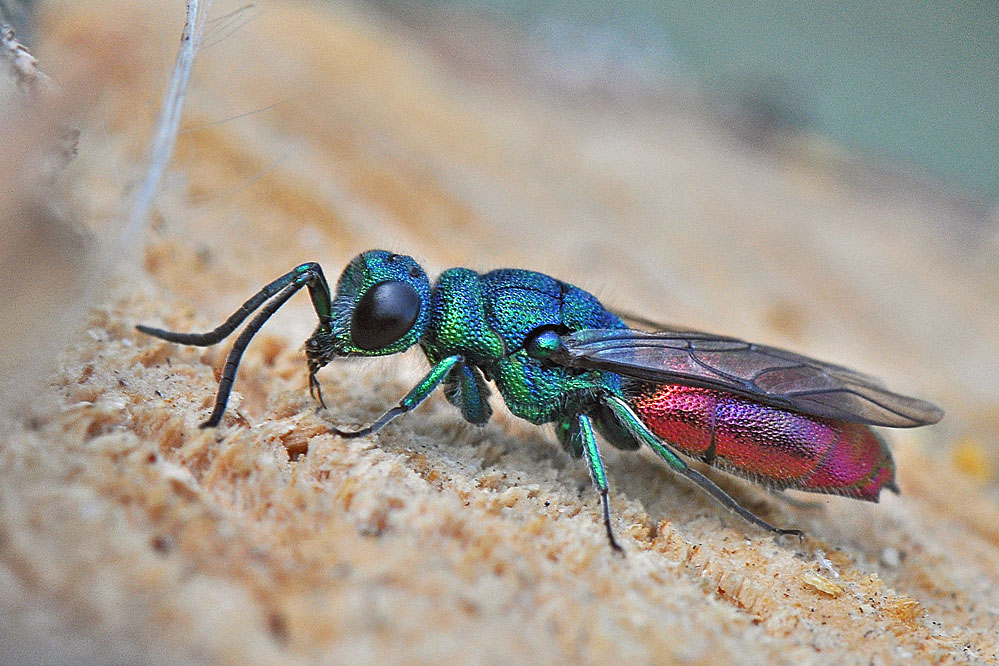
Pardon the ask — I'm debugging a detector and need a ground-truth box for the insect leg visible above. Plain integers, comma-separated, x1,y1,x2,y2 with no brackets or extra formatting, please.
554,417,583,457
332,355,463,439
443,364,492,425
137,262,331,345
309,372,328,410
590,403,641,451
601,395,803,539
200,277,313,427
138,263,332,428
574,413,623,552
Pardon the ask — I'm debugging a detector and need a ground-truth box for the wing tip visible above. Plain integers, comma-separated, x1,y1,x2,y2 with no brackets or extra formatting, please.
915,402,945,426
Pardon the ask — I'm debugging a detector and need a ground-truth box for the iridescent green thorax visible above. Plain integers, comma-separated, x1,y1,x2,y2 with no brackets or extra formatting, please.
421,268,505,362
421,265,628,424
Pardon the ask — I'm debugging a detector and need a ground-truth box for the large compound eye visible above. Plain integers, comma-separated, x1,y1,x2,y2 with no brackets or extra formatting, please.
351,280,422,350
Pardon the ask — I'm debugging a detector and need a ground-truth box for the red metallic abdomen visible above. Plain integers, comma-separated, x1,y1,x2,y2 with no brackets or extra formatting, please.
629,384,896,500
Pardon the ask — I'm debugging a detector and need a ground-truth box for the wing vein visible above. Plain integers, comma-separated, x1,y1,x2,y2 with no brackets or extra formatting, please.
556,329,942,427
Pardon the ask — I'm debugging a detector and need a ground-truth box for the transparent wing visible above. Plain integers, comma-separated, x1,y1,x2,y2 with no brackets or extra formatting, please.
553,329,943,427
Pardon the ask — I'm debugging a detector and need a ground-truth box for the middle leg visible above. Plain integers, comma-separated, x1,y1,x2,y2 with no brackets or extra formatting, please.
559,412,624,552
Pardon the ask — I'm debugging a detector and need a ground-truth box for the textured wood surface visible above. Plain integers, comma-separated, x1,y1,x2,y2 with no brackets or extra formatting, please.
1,1,997,664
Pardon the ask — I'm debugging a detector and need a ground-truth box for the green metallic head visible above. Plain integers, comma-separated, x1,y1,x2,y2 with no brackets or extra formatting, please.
305,250,432,373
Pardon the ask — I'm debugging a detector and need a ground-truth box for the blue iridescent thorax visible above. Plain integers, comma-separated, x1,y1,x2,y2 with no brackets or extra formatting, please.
422,265,627,424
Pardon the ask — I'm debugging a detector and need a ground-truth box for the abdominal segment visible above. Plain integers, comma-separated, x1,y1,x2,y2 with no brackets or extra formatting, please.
628,384,896,501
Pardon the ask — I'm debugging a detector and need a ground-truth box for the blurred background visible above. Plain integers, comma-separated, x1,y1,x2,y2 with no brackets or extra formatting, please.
375,0,999,204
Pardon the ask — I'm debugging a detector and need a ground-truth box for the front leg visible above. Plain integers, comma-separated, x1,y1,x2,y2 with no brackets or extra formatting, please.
309,371,328,410
137,262,332,428
332,355,463,438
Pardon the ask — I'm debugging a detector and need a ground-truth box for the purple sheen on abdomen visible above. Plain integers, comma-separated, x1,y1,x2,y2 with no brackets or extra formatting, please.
629,384,895,500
